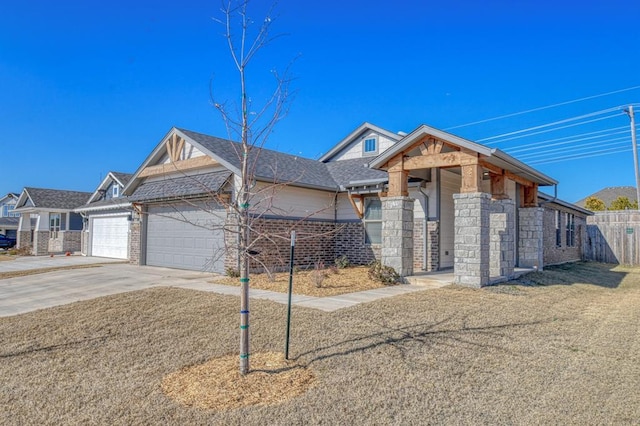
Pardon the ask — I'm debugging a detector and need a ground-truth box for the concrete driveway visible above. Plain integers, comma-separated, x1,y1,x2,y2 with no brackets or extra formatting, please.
0,257,434,317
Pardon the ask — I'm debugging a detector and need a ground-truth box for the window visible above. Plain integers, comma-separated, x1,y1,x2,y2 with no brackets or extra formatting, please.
364,197,382,244
566,213,575,247
50,214,61,239
555,210,562,247
363,137,377,154
8,204,17,217
1,205,6,217
112,185,120,198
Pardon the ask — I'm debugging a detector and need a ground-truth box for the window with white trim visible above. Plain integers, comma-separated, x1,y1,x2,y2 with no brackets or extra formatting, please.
364,197,382,244
566,213,575,247
8,204,17,217
363,137,377,154
50,214,61,239
112,185,120,198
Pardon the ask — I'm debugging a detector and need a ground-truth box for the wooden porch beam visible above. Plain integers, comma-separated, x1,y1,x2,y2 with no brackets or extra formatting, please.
387,154,408,197
347,193,364,219
490,172,509,200
403,151,462,170
521,183,539,207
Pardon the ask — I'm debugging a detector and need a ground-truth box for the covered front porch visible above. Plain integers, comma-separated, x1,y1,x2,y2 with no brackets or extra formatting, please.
369,125,557,288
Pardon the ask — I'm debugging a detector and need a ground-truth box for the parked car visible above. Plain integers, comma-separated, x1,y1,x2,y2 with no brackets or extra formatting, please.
0,234,16,249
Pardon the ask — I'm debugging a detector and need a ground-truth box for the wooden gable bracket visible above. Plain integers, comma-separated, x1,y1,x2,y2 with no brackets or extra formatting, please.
419,137,444,156
165,134,185,163
347,193,364,219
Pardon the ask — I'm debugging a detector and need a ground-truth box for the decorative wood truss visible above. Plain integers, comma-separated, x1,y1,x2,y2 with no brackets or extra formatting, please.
381,135,539,207
138,134,219,178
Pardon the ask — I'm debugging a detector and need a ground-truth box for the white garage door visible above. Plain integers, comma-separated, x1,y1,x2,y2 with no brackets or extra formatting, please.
146,203,226,273
92,216,129,259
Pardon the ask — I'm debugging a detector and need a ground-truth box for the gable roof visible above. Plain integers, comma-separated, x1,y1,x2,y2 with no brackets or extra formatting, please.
84,171,135,205
369,124,557,186
539,192,592,216
574,186,638,207
0,193,19,204
318,122,403,162
15,187,92,211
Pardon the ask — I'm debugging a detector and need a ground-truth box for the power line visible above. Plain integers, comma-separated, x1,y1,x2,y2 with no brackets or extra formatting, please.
528,146,633,165
485,112,623,145
479,106,623,143
445,85,640,131
506,126,629,154
516,138,630,161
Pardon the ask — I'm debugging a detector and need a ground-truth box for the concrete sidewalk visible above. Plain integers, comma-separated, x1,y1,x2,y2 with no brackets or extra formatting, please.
0,262,447,317
0,255,124,272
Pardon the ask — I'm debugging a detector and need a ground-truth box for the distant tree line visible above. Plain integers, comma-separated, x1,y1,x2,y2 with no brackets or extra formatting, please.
585,196,639,211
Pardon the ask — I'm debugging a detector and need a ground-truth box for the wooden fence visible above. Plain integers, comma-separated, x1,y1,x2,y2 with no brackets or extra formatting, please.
584,211,640,265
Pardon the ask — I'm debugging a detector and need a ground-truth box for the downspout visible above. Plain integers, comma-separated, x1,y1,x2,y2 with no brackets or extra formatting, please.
418,185,429,271
538,183,558,206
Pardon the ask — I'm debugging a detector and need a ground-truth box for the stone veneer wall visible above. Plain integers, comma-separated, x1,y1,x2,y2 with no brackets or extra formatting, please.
489,199,516,279
454,193,490,287
129,214,141,265
381,197,414,277
62,231,82,253
542,206,586,266
518,207,544,269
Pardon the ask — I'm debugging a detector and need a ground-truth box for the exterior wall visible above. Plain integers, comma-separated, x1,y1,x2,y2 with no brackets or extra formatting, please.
489,199,516,279
81,230,90,256
248,217,336,272
33,231,50,255
251,183,336,221
129,210,142,265
47,231,82,253
381,197,414,277
18,230,33,250
334,221,378,265
331,130,399,161
440,169,460,268
454,192,490,287
543,205,587,265
518,207,544,269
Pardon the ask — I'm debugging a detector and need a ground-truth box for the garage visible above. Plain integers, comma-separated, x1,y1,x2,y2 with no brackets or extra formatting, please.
91,216,129,259
145,203,226,273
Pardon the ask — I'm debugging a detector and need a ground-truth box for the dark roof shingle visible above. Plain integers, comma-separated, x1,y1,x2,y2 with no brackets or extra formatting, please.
111,172,134,186
25,187,92,209
129,171,233,202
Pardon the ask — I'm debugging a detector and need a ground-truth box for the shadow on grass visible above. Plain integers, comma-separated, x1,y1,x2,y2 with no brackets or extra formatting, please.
501,261,632,289
0,334,112,359
291,315,551,369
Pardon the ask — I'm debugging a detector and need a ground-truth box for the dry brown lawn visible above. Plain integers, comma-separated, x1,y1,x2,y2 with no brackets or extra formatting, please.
1,262,640,424
216,265,392,297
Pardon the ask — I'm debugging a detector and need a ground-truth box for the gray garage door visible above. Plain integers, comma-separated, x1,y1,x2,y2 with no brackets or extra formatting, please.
146,203,226,273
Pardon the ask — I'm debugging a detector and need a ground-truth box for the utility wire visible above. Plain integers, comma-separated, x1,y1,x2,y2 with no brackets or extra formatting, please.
486,113,623,145
505,126,629,154
529,146,633,165
516,138,630,161
445,85,640,131
479,107,624,143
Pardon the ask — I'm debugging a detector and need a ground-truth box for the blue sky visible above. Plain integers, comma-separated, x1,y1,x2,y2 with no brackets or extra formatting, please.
1,0,639,203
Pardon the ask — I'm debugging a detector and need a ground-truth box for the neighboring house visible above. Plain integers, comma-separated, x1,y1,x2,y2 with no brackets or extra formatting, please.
114,123,589,287
13,188,92,255
0,193,19,238
575,186,638,209
75,172,134,259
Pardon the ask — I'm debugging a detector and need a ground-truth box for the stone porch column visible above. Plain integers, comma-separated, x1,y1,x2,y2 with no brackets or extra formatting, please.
381,196,414,277
490,198,516,279
454,192,490,287
518,207,544,270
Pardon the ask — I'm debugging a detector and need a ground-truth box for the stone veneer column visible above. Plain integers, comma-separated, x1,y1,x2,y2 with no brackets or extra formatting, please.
454,192,490,287
518,207,544,269
490,199,516,279
381,196,414,277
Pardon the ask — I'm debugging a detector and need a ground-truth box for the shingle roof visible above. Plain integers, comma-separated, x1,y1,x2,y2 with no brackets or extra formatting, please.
111,172,134,186
24,187,92,210
325,157,389,187
0,217,19,227
178,129,339,190
575,186,638,207
128,170,233,202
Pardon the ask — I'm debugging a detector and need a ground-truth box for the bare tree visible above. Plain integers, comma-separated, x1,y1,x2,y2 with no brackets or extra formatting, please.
212,0,293,375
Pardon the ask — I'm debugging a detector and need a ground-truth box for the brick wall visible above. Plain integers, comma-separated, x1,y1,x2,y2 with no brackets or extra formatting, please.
334,221,377,265
427,221,439,271
543,205,587,265
17,230,32,251
412,220,440,272
33,231,50,255
62,231,82,253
